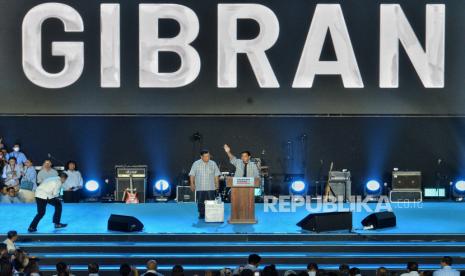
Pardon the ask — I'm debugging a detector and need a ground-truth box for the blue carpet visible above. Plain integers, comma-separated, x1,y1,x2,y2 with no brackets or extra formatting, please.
1,202,464,234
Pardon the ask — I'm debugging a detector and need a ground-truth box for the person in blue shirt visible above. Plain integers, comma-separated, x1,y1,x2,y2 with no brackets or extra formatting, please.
433,256,460,276
6,143,27,166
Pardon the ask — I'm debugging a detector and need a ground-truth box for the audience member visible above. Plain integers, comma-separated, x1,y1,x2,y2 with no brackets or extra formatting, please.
6,144,27,166
434,256,460,276
339,264,350,276
18,159,37,203
37,160,58,184
88,262,99,276
262,265,279,276
244,254,261,272
24,258,41,276
62,161,83,203
53,261,75,276
401,262,420,276
219,267,233,276
0,261,13,276
239,270,254,276
376,267,389,276
119,263,138,276
307,263,319,276
2,157,21,190
142,260,163,276
171,265,184,276
0,244,9,265
3,231,18,254
12,249,29,276
349,267,361,276
284,270,298,276
1,188,20,204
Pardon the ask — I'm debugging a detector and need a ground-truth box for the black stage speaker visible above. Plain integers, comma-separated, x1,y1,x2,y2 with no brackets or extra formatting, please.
107,214,144,232
361,211,396,229
297,212,352,232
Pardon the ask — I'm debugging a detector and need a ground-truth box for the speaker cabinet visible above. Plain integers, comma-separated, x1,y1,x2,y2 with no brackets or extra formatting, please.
297,211,352,232
116,178,147,203
361,211,396,229
107,214,144,232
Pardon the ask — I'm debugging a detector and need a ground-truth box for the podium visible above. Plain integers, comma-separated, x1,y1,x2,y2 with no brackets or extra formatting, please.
226,177,260,224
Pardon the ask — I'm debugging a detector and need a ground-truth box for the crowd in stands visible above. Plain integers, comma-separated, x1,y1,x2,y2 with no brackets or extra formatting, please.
0,230,462,276
0,138,84,204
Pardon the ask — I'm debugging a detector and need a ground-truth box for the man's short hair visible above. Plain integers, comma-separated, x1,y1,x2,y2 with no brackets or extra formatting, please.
119,263,132,276
407,262,418,272
200,150,210,156
376,267,389,276
247,254,261,264
8,157,17,162
56,262,68,273
88,262,99,273
240,151,251,157
7,230,17,239
441,256,453,266
59,172,68,179
307,263,318,271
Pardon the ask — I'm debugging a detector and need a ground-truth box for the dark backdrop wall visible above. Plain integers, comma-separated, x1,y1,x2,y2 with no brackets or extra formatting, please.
1,116,464,196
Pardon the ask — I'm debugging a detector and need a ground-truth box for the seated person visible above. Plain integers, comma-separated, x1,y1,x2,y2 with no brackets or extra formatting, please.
18,159,37,203
37,159,58,184
2,157,21,193
1,187,21,204
62,161,83,203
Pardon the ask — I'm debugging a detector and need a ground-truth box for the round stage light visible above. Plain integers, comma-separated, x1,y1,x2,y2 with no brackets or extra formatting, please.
290,180,306,194
454,180,465,195
84,180,100,192
365,180,381,193
154,179,170,192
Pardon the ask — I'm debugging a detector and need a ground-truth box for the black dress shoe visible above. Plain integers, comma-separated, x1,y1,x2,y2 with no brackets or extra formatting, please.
54,223,67,229
28,227,37,233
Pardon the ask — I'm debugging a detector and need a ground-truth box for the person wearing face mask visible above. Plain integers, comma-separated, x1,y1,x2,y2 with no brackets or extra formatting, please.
37,159,58,185
6,143,27,166
223,144,260,178
2,157,22,194
62,161,83,203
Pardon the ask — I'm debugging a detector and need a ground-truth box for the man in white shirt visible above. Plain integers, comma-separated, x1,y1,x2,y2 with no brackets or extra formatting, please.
142,260,163,276
28,173,68,232
3,230,18,254
400,262,420,276
433,256,460,276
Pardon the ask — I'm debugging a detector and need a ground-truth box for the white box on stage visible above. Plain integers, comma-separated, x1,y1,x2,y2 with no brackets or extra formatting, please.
204,200,224,223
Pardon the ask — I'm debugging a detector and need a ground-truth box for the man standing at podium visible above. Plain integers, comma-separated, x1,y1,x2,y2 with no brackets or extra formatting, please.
224,144,260,178
189,150,221,219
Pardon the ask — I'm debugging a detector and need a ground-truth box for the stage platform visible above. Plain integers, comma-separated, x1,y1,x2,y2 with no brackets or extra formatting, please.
2,202,465,234
2,202,465,275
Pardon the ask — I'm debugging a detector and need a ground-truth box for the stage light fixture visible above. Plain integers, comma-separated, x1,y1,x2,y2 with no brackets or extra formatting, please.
452,180,465,201
289,180,308,196
364,180,382,200
153,179,171,202
83,180,101,202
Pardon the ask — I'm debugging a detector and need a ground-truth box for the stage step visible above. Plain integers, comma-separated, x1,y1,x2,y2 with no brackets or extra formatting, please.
14,234,465,276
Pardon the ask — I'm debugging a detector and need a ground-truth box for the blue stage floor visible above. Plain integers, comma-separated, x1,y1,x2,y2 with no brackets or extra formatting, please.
1,202,464,234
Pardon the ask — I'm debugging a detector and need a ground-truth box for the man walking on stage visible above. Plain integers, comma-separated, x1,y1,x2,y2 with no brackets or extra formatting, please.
224,144,260,178
28,172,69,232
189,150,221,219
